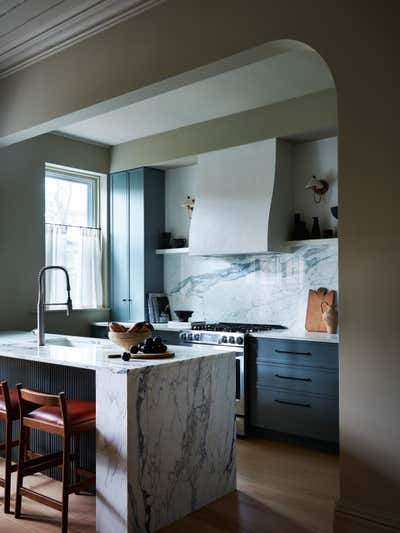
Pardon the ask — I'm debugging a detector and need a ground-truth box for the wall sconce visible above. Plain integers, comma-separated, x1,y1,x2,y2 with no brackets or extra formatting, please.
305,175,329,203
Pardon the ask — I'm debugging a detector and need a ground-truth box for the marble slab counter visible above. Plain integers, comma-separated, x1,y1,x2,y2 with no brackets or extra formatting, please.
0,331,237,532
251,329,339,343
0,331,235,372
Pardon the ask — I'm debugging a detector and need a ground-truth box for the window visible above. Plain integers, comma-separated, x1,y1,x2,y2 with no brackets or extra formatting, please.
45,164,103,309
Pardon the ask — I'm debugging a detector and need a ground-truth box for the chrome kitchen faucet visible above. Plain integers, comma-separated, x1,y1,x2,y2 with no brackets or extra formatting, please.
37,266,73,346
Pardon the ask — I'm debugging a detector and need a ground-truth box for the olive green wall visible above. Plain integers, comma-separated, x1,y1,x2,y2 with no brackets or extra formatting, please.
0,134,110,335
0,1,398,531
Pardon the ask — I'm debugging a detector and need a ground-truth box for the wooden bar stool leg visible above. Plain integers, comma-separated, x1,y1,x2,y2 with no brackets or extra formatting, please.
15,426,28,519
24,427,30,461
74,434,80,495
4,420,13,514
61,434,70,533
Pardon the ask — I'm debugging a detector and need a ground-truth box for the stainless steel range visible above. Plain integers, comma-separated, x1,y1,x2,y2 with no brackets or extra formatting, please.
180,322,286,436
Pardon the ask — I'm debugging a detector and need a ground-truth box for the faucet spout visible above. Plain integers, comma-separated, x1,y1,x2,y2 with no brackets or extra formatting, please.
37,266,73,346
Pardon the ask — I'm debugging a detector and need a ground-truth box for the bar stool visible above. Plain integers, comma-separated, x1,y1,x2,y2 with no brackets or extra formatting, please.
0,381,20,513
15,385,96,533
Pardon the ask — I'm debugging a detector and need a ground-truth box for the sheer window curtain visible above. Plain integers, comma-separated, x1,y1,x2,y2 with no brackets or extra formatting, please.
45,224,103,309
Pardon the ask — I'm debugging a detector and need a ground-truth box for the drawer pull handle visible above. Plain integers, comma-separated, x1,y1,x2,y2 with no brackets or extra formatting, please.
275,399,311,408
275,374,312,382
275,349,312,356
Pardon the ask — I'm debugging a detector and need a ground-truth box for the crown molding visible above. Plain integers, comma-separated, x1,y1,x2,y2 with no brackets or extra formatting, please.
0,0,165,80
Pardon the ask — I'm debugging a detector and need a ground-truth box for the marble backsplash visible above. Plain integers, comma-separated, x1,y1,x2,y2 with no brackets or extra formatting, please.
164,241,338,332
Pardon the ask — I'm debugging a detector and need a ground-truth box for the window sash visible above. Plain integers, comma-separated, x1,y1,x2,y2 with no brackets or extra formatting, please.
45,170,98,228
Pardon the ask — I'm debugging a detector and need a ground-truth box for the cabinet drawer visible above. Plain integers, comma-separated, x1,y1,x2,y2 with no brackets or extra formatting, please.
250,338,338,369
249,362,338,397
250,387,339,442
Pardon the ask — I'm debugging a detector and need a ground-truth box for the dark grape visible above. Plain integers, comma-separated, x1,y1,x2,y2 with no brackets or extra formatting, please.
145,337,154,346
143,345,152,354
129,345,139,354
122,352,131,361
153,336,162,345
159,344,167,353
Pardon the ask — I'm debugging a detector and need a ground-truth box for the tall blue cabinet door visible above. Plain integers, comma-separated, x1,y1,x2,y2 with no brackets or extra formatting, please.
109,172,130,322
128,168,145,322
128,167,164,322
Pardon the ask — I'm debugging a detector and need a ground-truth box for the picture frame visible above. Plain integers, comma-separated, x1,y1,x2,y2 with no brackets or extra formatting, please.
147,293,171,323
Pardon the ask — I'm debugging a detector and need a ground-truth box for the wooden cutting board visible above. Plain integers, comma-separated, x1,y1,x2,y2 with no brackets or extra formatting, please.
305,288,336,332
132,351,175,360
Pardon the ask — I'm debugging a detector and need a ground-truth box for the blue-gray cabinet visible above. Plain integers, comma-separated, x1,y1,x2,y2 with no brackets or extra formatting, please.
248,337,339,443
109,167,165,322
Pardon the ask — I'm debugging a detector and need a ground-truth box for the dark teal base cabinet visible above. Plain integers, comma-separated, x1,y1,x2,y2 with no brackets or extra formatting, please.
248,337,339,445
109,167,165,322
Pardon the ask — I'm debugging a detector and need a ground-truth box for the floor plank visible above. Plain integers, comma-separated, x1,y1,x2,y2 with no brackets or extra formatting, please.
0,438,339,532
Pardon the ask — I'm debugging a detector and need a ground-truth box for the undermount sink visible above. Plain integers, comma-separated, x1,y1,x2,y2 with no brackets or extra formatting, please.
25,333,109,348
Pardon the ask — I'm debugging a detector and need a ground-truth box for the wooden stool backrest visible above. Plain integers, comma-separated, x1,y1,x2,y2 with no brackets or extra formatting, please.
16,384,68,424
0,381,12,414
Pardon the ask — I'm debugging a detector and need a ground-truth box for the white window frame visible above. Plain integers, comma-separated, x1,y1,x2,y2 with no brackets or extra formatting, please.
45,163,108,310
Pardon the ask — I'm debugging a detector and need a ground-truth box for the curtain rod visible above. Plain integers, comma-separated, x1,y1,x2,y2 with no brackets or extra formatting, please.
45,222,101,231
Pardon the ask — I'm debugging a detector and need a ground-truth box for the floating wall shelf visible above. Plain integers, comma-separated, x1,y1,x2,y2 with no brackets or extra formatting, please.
286,238,338,247
156,247,189,255
156,239,338,255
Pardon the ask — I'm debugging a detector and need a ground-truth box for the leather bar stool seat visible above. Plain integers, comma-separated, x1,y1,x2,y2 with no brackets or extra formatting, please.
26,400,95,430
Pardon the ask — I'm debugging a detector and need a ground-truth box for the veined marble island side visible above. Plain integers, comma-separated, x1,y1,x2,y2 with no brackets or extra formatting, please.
0,332,237,532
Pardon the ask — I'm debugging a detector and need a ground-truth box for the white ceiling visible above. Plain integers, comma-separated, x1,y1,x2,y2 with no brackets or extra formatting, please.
0,0,163,77
55,49,334,147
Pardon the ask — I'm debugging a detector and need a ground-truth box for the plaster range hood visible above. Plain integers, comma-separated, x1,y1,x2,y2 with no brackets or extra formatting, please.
188,138,292,255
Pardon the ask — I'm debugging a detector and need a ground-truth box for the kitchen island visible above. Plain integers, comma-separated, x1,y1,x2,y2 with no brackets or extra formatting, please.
0,332,236,532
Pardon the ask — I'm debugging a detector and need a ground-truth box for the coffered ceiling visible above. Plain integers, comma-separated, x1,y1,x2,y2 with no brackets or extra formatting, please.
0,0,163,77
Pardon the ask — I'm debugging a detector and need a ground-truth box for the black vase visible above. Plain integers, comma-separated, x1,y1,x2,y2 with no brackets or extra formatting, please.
311,217,321,239
293,213,309,240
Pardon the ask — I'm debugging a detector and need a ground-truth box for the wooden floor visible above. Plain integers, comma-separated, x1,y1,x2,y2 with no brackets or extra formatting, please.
0,439,339,532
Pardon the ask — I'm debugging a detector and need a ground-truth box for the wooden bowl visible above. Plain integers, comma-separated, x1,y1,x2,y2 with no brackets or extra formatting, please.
108,330,151,351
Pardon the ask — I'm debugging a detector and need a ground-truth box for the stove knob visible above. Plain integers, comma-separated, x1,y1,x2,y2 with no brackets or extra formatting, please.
236,336,244,345
194,334,200,341
188,333,193,341
229,336,235,344
221,335,228,343
180,333,187,341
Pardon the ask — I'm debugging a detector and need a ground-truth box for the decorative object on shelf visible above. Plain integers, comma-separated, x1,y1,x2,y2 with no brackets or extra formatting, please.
182,195,195,219
305,287,336,332
171,238,187,248
305,175,329,203
311,216,321,238
174,310,194,322
159,312,169,323
147,293,171,323
321,301,338,334
159,232,171,249
292,213,309,240
331,205,338,219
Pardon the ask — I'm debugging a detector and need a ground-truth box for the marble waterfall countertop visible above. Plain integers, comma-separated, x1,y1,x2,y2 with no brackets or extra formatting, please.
0,330,237,532
0,331,237,373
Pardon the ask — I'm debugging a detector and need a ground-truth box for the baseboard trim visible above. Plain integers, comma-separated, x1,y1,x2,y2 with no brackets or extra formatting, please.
335,501,400,532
